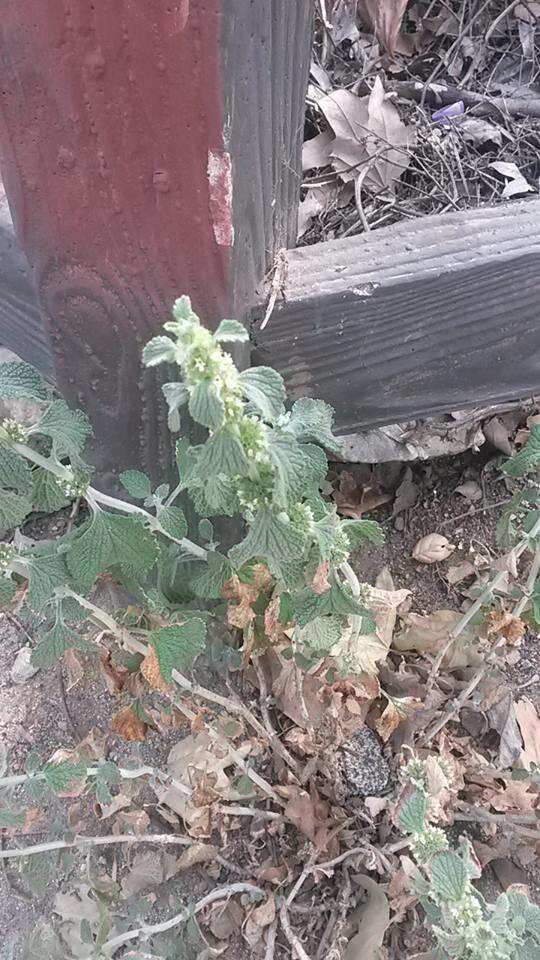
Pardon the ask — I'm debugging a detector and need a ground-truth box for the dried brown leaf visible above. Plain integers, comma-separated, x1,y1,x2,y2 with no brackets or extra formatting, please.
485,610,525,645
374,696,422,742
141,644,171,694
343,874,390,960
446,561,476,585
394,610,481,669
100,652,128,695
515,698,540,770
110,705,148,743
312,560,331,595
358,0,409,55
412,533,454,564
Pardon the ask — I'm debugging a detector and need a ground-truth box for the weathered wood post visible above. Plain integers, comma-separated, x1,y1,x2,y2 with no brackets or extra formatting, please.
0,1,312,483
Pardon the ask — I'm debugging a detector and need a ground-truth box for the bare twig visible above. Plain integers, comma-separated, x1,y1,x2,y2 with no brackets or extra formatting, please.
260,249,288,331
172,665,300,775
279,899,312,960
485,0,522,43
172,695,284,805
253,659,302,774
0,832,194,860
392,80,540,121
514,542,540,618
265,919,278,960
439,498,511,528
102,882,265,955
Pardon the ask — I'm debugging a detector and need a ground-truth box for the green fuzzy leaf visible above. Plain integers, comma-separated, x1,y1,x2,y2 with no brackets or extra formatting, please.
312,511,341,560
190,553,233,599
230,508,305,570
399,788,428,833
142,335,177,367
26,553,70,609
34,400,92,461
67,511,158,586
189,380,225,430
151,619,206,682
430,851,468,901
31,468,69,513
172,295,198,322
505,425,540,477
25,925,65,960
198,427,249,477
0,446,33,493
175,438,190,478
189,474,239,517
298,615,342,652
0,578,16,606
158,505,188,540
0,490,32,533
214,318,249,343
342,519,385,549
287,397,342,456
268,434,327,505
119,470,152,499
199,518,214,542
42,759,88,793
239,367,286,421
32,619,73,667
0,362,47,400
163,381,189,431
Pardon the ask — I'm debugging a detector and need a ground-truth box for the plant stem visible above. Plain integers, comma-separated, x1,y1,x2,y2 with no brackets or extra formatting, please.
0,832,194,860
0,763,191,797
55,588,147,655
102,882,265,955
514,541,540,618
10,440,207,560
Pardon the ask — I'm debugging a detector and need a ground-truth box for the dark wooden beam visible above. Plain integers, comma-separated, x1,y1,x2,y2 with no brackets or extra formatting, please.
254,200,540,433
0,1,312,482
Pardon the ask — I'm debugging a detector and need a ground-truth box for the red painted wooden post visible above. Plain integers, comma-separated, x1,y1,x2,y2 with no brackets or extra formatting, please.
0,1,312,483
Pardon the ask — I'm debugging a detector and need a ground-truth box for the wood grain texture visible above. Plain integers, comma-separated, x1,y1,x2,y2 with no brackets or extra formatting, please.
0,0,312,482
0,185,52,376
223,0,313,314
254,201,540,433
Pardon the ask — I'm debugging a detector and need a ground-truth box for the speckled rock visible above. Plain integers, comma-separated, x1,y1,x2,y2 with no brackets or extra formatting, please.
340,727,391,797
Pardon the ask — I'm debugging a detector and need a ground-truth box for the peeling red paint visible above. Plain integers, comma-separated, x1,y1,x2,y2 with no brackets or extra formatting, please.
172,1,190,33
207,149,234,247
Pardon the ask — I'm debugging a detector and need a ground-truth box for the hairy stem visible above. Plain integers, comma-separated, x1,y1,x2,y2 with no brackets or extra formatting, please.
10,440,207,560
0,832,194,860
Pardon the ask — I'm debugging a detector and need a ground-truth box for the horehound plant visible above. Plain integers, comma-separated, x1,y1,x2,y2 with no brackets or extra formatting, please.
0,295,382,676
398,757,540,960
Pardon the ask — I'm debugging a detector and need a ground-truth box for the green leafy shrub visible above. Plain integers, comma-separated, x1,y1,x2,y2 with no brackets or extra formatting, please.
0,296,382,678
398,757,540,960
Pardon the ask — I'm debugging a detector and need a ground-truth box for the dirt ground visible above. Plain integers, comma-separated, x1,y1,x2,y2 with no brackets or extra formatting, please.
1,443,539,958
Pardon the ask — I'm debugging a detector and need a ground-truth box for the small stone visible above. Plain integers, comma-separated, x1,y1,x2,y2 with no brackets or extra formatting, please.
10,648,39,685
340,727,391,798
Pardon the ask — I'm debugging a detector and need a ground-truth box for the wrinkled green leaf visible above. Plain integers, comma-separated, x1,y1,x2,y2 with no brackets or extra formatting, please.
33,400,92,461
151,619,206,682
32,618,73,667
287,397,342,456
158,504,188,540
399,788,428,834
42,759,88,793
239,367,286,421
0,490,32,533
0,577,16,606
189,380,225,430
26,553,69,609
31,468,69,513
163,381,189,431
0,446,32,493
342,519,384,549
67,511,158,586
0,362,47,401
267,433,327,505
198,427,249,477
119,470,152,499
190,553,233,599
229,508,305,570
298,615,342,653
430,851,468,901
142,335,177,367
505,425,540,477
214,318,249,342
